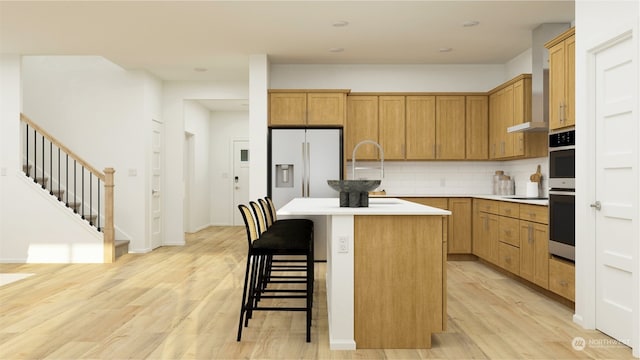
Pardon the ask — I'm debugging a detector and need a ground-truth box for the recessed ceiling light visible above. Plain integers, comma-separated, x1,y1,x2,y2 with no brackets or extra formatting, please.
439,47,453,53
332,20,349,27
194,67,208,72
463,20,480,27
329,47,344,53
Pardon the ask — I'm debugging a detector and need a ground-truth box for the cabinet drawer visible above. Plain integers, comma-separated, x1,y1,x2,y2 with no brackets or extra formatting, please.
476,199,500,214
549,257,575,301
499,216,520,247
519,204,548,224
499,202,520,218
499,242,520,275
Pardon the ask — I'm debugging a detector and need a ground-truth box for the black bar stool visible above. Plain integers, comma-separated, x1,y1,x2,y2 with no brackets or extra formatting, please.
237,203,314,342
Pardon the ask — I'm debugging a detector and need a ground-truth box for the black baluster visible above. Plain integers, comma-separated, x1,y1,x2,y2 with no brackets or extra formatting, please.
82,167,85,220
49,141,53,195
33,129,36,183
58,148,61,201
98,178,101,231
25,124,29,176
66,154,69,206
74,160,77,213
89,172,93,225
41,135,44,189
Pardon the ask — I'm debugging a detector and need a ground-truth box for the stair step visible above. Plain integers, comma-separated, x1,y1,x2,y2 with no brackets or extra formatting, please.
35,177,48,187
115,240,130,259
67,202,81,211
51,189,65,201
82,214,97,225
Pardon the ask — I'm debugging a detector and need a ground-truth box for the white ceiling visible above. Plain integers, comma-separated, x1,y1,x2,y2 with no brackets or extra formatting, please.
0,0,575,111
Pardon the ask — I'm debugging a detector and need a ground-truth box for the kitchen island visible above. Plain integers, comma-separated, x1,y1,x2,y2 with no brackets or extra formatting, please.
277,197,451,350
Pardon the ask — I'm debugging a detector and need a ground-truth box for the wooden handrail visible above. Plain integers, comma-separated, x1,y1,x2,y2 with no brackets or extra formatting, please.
20,113,105,181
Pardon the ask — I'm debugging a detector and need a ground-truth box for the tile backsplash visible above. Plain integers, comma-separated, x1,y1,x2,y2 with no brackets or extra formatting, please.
347,157,549,196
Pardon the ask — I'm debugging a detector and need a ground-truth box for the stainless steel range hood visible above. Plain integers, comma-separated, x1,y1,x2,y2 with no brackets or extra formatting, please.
508,23,570,133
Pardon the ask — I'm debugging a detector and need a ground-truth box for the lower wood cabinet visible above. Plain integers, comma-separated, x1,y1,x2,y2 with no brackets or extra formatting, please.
447,198,472,254
401,197,471,254
519,221,549,289
474,199,559,296
549,256,575,301
473,199,501,264
499,242,520,275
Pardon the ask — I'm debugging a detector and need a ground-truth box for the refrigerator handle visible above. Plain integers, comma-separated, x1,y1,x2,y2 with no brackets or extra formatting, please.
306,142,311,197
301,142,307,197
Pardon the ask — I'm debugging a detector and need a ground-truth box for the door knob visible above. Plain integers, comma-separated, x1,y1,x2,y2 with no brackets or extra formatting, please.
590,201,601,211
152,189,159,195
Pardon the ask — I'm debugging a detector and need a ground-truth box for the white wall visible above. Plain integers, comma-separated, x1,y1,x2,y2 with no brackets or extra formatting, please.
210,110,249,226
505,48,533,79
162,81,248,244
249,55,270,201
20,56,163,254
270,64,505,92
0,55,103,263
184,101,212,232
575,0,640,356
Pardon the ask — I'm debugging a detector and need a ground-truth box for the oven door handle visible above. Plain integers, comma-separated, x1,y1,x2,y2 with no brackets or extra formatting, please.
549,190,576,196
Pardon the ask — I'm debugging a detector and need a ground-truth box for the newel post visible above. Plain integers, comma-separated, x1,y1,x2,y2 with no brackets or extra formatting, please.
104,168,115,263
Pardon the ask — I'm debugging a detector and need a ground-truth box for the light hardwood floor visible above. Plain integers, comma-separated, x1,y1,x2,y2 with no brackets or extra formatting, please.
0,226,634,359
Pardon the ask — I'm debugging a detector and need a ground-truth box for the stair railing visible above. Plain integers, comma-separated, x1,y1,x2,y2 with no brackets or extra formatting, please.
20,113,116,263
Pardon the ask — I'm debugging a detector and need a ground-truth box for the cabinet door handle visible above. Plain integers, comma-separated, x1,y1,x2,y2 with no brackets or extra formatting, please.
528,224,533,244
505,208,511,214
529,212,536,218
560,280,568,287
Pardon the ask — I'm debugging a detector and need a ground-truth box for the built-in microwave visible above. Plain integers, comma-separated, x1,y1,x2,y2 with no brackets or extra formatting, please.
549,129,575,189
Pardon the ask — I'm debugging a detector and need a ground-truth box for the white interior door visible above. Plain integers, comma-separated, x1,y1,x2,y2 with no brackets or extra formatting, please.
151,120,164,249
594,31,637,346
232,140,250,226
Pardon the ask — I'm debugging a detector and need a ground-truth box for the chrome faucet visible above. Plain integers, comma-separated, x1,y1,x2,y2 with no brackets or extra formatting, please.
352,140,384,180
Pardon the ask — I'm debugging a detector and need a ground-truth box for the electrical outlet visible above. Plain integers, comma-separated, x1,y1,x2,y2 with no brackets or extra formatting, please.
338,236,349,253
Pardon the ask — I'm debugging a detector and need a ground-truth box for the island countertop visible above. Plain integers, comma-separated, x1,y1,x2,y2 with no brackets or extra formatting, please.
277,197,451,216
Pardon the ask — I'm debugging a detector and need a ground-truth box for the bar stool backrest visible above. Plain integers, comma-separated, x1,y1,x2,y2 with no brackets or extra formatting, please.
265,197,278,222
258,198,273,227
250,201,268,234
238,204,259,245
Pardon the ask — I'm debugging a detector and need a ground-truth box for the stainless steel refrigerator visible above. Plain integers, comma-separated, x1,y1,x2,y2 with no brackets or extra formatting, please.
268,128,343,210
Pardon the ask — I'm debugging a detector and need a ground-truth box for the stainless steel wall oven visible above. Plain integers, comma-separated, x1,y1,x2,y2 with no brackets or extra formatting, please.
548,129,575,261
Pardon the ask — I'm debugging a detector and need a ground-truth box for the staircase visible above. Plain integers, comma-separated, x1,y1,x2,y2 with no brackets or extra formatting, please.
21,113,127,262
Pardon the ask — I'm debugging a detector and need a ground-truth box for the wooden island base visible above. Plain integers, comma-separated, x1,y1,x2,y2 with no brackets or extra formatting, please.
354,215,446,349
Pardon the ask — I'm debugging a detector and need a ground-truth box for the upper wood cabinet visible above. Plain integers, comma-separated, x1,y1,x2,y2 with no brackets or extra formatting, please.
465,96,489,160
546,28,575,130
378,96,406,160
406,96,436,159
269,90,349,126
349,94,485,161
489,75,547,160
436,96,466,160
347,95,379,160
